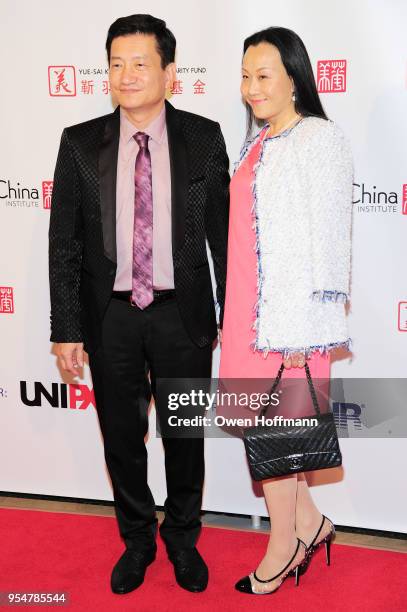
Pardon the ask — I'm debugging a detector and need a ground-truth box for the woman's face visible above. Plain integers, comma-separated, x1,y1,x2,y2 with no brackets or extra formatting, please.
241,42,295,123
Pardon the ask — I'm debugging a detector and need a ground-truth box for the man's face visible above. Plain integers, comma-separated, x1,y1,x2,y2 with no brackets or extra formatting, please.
109,34,175,113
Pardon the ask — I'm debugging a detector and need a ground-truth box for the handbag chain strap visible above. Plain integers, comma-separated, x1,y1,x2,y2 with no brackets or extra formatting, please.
260,361,322,418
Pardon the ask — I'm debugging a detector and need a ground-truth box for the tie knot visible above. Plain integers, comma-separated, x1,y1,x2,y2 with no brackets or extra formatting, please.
134,132,149,149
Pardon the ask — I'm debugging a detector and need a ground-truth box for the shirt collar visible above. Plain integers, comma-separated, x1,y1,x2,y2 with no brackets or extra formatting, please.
120,105,166,145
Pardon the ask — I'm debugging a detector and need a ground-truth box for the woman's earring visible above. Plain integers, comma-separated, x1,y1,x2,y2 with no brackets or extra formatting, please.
292,91,296,102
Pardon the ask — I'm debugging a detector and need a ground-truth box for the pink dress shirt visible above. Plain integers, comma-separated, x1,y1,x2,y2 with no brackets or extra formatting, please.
114,105,174,290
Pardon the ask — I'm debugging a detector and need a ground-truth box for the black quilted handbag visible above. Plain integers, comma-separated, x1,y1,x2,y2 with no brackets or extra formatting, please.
243,362,342,480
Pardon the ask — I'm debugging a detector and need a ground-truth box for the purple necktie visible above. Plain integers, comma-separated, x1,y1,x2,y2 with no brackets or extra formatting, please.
131,132,153,309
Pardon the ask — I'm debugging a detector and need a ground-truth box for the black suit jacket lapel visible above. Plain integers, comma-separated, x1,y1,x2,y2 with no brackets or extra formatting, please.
99,106,120,264
165,100,188,256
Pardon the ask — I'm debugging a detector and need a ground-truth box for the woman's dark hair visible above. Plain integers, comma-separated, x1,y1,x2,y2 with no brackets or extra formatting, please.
106,14,176,68
243,27,328,136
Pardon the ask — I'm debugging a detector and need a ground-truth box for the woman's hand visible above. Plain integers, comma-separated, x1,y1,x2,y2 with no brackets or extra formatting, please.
283,352,306,369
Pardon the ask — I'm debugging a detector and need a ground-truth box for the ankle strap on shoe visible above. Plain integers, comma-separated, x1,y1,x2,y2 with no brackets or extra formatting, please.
253,539,303,584
309,515,333,549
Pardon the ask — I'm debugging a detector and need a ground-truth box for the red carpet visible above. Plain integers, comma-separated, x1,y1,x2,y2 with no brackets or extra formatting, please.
0,508,406,611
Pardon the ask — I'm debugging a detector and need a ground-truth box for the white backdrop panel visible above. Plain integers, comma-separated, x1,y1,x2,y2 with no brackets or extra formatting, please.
1,0,406,532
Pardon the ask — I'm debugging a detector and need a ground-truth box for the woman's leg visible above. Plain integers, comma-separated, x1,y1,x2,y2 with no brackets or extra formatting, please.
292,353,333,545
295,473,333,546
251,474,305,593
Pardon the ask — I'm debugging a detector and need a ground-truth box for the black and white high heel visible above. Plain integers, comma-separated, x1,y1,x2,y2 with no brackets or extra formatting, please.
235,538,307,595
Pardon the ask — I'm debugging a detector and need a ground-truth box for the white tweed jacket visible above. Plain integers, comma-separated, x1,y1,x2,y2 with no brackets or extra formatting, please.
235,116,353,358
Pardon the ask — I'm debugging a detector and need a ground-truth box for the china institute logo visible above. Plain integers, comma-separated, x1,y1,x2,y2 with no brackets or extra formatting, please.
0,287,14,314
1,178,52,209
42,181,53,209
317,60,347,93
353,182,407,214
48,66,77,97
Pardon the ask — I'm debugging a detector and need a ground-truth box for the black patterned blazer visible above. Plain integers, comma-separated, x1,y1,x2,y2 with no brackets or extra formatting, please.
49,100,230,353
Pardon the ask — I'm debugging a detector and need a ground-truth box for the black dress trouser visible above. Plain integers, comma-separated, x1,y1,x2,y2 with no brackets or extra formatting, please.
88,294,212,552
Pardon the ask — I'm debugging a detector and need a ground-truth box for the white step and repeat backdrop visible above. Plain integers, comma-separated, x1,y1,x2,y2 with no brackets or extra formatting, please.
1,0,406,532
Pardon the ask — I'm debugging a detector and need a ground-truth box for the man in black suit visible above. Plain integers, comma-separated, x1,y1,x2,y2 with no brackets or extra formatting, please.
49,14,229,595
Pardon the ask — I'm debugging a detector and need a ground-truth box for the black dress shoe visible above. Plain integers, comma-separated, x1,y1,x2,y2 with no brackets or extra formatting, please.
111,547,156,594
168,547,208,592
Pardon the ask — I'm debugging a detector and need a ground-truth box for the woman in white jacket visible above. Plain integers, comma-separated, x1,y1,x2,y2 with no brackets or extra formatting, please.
219,27,353,595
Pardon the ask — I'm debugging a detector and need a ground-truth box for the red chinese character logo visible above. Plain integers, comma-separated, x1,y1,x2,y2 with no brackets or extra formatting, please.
0,287,14,314
81,80,94,95
171,80,183,95
317,60,347,93
42,181,53,210
102,80,111,95
402,185,407,215
48,66,76,97
193,79,206,95
398,302,407,331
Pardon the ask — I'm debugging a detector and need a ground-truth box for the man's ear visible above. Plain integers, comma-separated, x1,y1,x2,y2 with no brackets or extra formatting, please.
165,62,177,91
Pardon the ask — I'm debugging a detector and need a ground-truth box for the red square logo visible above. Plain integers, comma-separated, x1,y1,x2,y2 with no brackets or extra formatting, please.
317,60,347,93
0,287,14,314
398,302,407,331
48,66,76,96
42,181,53,209
402,185,407,215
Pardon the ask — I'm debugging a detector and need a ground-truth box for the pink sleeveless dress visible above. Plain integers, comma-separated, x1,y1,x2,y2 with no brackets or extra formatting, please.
219,130,330,380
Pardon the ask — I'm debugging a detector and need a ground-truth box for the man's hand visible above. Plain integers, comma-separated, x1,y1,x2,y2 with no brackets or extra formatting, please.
283,352,306,369
55,342,84,375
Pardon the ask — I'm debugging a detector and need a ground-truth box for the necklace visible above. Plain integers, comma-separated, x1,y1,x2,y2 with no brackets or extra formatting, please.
266,114,302,139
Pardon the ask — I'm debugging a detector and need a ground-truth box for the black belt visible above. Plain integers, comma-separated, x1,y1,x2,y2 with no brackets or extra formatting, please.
111,289,176,306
